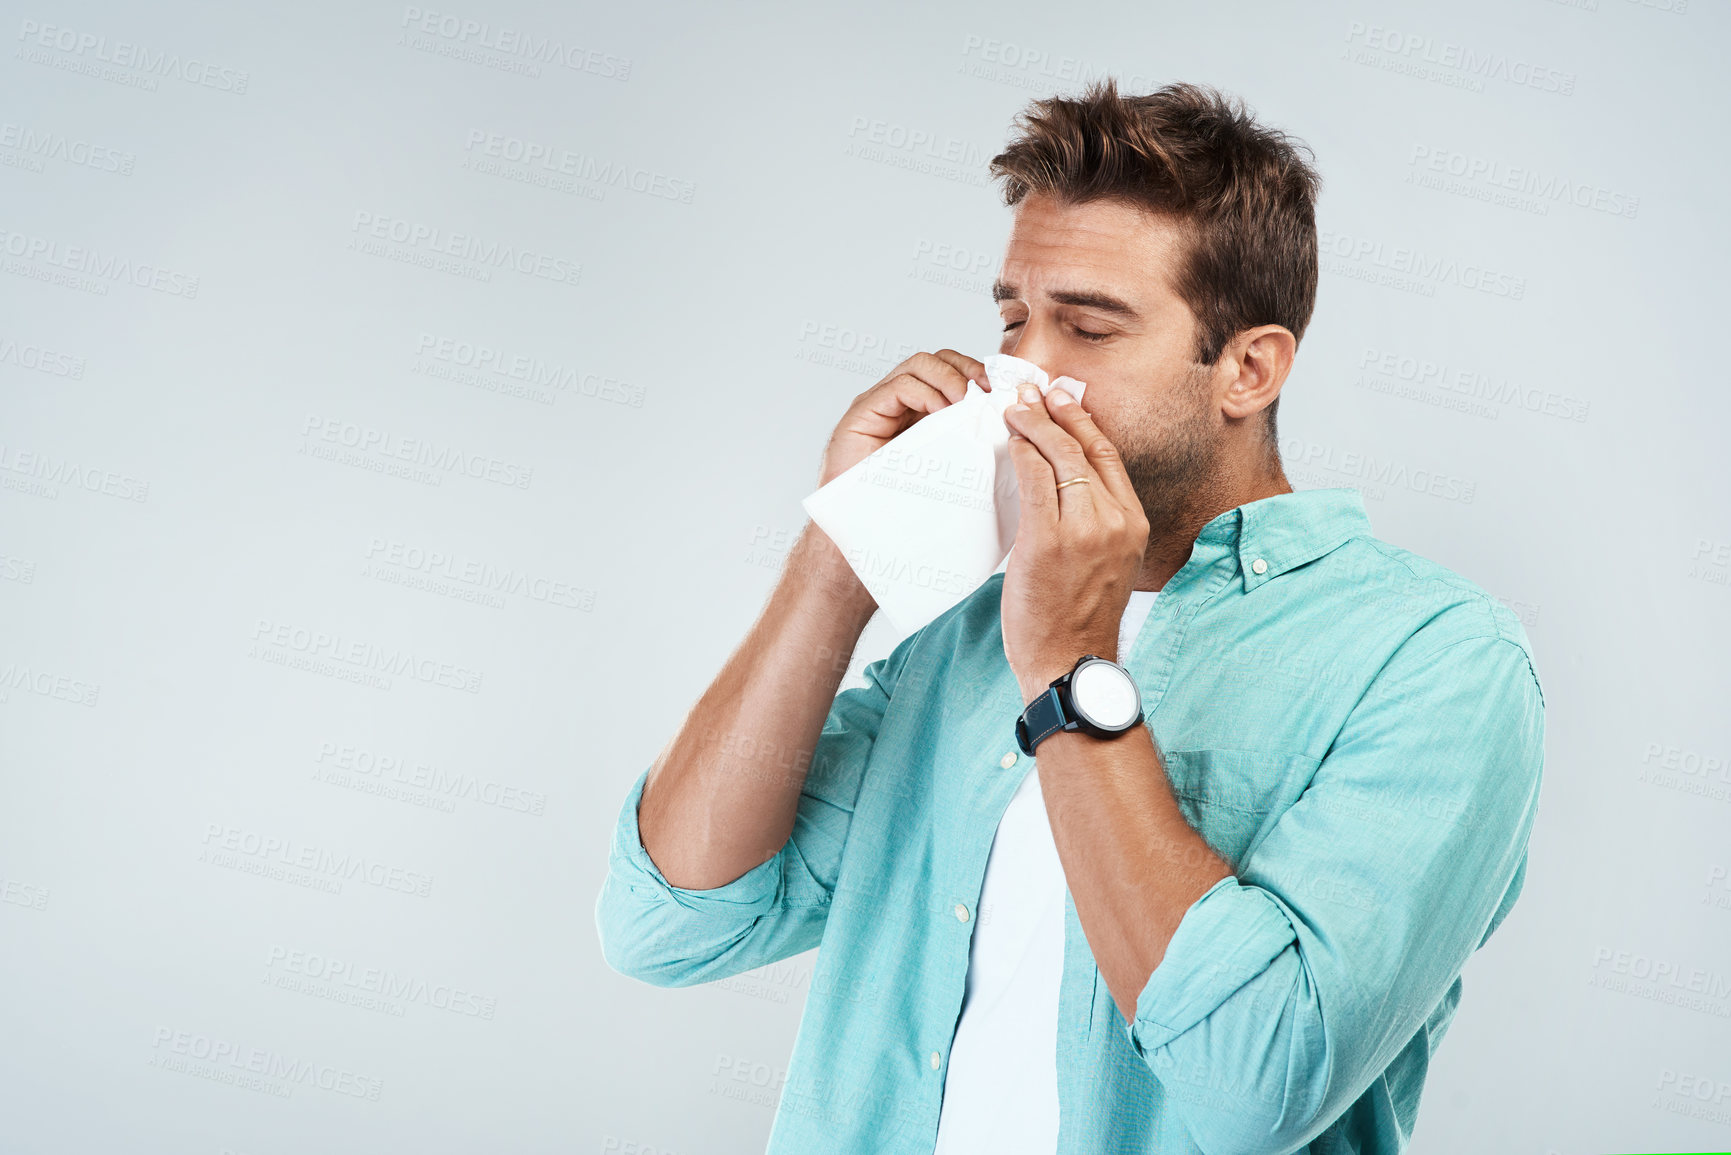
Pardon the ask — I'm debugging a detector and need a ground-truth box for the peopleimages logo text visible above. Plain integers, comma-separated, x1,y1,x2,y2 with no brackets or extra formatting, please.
16,20,251,93
250,618,484,694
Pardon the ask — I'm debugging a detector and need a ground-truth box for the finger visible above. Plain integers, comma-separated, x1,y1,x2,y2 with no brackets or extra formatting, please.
1003,386,1101,508
931,348,990,391
892,350,979,406
1005,429,1059,537
854,373,955,440
1041,386,1141,514
1051,466,1100,522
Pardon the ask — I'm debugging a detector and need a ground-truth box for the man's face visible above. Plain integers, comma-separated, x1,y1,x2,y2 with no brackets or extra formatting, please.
993,191,1220,525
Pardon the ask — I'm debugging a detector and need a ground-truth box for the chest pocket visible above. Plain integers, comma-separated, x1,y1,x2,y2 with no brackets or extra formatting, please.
1157,746,1320,869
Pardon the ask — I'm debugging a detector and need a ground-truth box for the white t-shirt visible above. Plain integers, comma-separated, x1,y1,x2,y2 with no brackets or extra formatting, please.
932,590,1161,1155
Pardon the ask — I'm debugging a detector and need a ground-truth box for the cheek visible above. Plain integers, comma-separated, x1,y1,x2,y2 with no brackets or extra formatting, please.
1079,399,1133,449
1085,390,1192,454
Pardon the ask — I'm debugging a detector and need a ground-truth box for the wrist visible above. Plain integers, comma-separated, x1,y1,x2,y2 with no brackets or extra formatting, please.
1018,645,1116,701
1014,649,1144,757
790,524,876,620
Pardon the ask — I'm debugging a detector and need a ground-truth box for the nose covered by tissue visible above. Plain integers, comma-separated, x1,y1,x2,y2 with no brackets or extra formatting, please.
801,354,1087,637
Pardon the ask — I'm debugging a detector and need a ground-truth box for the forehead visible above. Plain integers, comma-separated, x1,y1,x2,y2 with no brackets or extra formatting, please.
998,192,1185,307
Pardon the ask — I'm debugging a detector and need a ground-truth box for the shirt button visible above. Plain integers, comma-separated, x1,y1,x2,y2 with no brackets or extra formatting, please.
954,903,970,922
999,750,1018,769
930,1051,942,1070
1251,558,1268,575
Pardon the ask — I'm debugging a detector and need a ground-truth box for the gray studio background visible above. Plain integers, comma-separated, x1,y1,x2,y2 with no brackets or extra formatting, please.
2,1,1727,1153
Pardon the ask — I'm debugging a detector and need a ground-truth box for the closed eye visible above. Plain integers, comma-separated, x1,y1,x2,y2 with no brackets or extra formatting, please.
1000,320,1113,343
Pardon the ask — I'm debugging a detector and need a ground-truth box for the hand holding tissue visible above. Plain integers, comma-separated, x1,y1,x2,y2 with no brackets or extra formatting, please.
801,354,1086,636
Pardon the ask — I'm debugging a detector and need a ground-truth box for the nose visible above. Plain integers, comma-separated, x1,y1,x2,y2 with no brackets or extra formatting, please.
1005,322,1061,379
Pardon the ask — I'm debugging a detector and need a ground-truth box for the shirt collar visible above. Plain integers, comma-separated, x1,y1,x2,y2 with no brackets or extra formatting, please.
1191,487,1373,594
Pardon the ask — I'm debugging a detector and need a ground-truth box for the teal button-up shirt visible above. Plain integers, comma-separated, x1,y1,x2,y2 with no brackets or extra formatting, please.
595,486,1546,1155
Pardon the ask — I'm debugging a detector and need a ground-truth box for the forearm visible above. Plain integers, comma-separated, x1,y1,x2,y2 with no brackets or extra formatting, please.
1034,725,1233,1024
637,522,879,890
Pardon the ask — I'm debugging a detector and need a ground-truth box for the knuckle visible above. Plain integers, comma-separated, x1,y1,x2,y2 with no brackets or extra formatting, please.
1084,436,1121,461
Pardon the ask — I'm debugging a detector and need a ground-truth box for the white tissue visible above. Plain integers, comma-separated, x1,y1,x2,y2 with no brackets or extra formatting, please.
801,354,1087,636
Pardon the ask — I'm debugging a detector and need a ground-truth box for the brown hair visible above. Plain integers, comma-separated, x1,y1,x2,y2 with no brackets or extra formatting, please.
989,78,1320,443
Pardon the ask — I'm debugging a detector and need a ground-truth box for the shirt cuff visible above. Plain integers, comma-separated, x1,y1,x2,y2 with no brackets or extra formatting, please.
608,766,784,916
1128,875,1299,1056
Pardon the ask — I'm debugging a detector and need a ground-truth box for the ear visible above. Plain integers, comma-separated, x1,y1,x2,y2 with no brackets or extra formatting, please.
1219,324,1296,422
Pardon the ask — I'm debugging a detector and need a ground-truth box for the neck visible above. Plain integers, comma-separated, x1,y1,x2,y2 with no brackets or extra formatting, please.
1133,458,1292,592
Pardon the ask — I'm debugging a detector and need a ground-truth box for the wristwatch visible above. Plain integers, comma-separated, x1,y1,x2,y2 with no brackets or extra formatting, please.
1015,653,1145,757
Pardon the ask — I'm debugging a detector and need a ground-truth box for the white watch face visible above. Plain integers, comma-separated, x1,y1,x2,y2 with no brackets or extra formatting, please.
1070,660,1140,729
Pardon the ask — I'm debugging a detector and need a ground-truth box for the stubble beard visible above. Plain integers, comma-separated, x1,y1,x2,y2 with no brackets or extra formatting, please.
1116,366,1221,537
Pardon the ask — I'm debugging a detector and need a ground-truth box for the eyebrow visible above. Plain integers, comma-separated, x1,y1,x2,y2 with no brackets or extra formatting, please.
991,280,1142,321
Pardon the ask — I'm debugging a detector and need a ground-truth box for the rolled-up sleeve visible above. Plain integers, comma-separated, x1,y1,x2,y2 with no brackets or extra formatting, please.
1127,629,1546,1155
594,632,917,988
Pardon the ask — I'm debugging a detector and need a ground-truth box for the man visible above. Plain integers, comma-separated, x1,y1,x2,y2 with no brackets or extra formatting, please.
595,78,1545,1155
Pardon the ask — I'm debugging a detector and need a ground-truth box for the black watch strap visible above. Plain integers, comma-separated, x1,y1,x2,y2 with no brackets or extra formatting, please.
1015,686,1068,757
